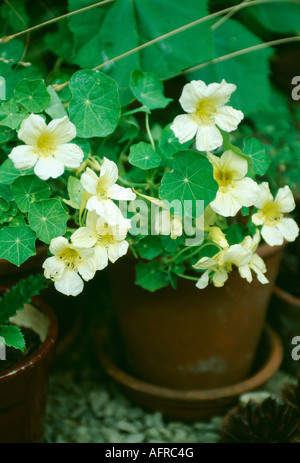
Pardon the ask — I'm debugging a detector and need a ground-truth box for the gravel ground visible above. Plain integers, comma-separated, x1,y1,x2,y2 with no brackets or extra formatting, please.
43,317,295,444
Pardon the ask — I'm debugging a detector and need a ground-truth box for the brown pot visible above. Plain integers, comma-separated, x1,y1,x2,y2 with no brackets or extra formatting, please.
270,285,300,376
0,296,58,443
108,242,285,390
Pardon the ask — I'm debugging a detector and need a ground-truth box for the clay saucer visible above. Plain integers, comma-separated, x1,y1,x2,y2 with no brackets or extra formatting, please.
96,324,283,421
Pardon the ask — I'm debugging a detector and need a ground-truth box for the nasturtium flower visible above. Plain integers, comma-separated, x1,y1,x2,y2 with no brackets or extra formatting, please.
238,230,269,284
155,208,183,239
80,157,136,225
208,150,259,217
43,237,96,296
252,183,299,246
9,114,84,180
193,243,253,289
71,211,131,270
170,79,244,152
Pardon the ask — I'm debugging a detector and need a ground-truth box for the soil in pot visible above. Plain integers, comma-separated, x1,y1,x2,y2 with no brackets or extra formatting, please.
0,326,41,373
106,242,285,391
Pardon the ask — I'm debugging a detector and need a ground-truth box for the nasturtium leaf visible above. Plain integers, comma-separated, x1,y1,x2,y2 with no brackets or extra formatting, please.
243,137,271,176
0,98,28,129
0,184,13,202
135,261,169,292
118,117,139,143
8,213,26,227
136,236,163,259
14,79,51,113
0,126,14,144
130,70,172,110
68,70,121,138
0,160,19,185
28,198,68,244
44,85,67,119
0,325,25,351
0,39,24,65
225,223,248,246
240,2,300,34
128,142,161,170
0,202,18,225
64,176,84,210
0,226,36,266
158,124,192,159
159,150,218,217
11,175,51,213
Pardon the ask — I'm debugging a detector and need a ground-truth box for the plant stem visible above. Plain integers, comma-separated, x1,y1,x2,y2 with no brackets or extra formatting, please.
145,113,155,150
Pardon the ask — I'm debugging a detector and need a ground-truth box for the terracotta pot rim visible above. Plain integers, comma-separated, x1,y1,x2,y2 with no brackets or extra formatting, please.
273,284,300,307
97,324,283,403
0,296,58,381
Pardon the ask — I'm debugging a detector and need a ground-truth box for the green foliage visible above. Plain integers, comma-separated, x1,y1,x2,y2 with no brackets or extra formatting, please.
14,79,51,113
135,236,163,259
243,137,271,177
0,98,28,129
0,226,36,266
158,124,191,159
130,70,172,110
11,175,51,212
68,70,121,138
159,150,218,217
0,274,49,351
135,260,169,292
28,198,68,244
128,142,161,170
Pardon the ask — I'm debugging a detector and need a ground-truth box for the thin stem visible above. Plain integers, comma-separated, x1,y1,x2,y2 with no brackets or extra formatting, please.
52,0,297,92
181,36,300,74
145,113,155,150
211,0,250,30
118,177,149,188
176,273,199,282
0,0,115,43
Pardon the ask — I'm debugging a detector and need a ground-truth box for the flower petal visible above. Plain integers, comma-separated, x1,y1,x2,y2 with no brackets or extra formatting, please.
179,81,206,113
274,185,296,213
71,227,97,248
9,145,38,170
196,270,210,289
254,182,273,209
195,123,223,152
276,218,299,243
261,224,284,246
94,245,108,270
54,268,84,296
54,143,84,169
212,269,228,287
108,183,136,201
230,177,259,207
34,156,64,180
214,105,244,132
108,240,129,263
221,150,248,180
49,236,69,255
47,116,77,144
77,257,96,281
43,256,65,281
100,157,118,187
170,114,198,144
18,114,46,145
81,167,99,195
210,190,241,216
207,80,237,105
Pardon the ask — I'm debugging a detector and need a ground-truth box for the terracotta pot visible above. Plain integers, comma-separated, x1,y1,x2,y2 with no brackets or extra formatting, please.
108,242,285,390
270,285,300,376
97,324,283,421
0,296,58,443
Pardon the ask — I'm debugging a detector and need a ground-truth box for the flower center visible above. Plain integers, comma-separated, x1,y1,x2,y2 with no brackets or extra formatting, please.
58,247,81,270
96,180,108,199
194,98,217,124
36,133,56,157
215,168,233,187
262,201,282,223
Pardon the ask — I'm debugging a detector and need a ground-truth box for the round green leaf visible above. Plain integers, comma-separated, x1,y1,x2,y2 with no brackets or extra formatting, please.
11,175,51,213
69,70,121,138
130,70,172,110
159,150,218,217
14,78,51,113
128,142,161,170
28,198,68,244
0,226,36,266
